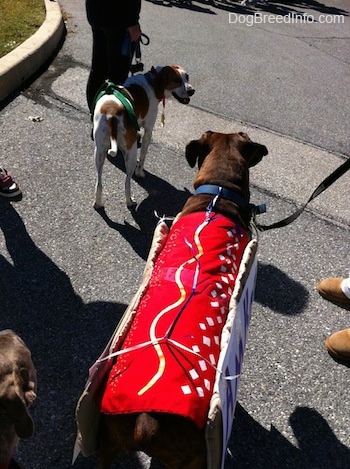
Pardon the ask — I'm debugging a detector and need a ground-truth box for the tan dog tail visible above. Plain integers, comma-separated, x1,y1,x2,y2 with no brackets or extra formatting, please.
134,412,159,444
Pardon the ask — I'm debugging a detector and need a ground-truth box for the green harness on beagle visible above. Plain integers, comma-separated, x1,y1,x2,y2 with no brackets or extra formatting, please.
92,80,140,131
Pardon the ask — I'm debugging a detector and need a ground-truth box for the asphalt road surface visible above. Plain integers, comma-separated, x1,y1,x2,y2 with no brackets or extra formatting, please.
0,1,349,468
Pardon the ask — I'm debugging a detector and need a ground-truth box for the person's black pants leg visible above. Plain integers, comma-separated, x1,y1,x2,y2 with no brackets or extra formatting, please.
87,26,131,113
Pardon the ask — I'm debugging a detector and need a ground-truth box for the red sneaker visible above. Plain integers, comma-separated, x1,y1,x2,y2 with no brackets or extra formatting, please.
0,167,22,199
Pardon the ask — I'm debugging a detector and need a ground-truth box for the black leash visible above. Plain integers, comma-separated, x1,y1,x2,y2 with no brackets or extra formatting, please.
130,33,150,75
256,157,350,232
122,32,150,75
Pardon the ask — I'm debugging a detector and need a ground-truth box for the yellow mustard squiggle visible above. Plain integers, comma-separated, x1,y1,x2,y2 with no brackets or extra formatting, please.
138,260,187,395
137,219,208,396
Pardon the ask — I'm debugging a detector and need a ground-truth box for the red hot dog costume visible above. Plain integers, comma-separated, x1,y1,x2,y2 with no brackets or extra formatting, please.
99,211,249,428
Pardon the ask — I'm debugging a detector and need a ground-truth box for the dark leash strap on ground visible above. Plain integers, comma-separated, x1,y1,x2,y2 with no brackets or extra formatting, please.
255,157,350,232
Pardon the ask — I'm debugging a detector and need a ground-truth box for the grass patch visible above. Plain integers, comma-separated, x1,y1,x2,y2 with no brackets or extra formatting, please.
0,0,45,58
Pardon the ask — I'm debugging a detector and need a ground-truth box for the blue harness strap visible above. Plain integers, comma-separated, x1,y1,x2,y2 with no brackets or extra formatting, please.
92,81,140,131
195,184,266,217
195,185,250,212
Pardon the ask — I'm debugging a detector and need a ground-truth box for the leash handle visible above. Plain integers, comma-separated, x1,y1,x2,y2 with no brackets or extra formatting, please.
129,34,150,75
140,33,150,45
256,157,350,232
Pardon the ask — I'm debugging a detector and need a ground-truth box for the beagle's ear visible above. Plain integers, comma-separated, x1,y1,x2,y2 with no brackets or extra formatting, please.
185,131,213,168
239,140,268,168
0,368,36,438
153,66,178,100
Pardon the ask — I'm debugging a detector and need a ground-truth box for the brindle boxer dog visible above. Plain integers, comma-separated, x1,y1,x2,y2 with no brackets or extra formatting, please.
97,131,268,469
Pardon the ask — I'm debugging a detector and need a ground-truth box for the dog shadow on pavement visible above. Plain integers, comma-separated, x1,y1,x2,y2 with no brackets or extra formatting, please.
228,403,350,469
97,155,192,260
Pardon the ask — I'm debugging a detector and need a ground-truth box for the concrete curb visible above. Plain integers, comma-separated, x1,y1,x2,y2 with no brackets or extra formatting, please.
0,0,65,103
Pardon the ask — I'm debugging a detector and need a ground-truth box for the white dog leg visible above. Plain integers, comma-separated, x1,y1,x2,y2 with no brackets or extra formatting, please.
135,129,152,179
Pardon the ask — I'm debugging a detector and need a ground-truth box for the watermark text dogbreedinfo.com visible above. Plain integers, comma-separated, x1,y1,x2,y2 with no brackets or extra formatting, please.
229,12,345,27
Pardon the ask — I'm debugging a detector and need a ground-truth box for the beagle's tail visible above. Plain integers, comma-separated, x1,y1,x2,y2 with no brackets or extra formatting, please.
107,114,121,158
104,103,124,158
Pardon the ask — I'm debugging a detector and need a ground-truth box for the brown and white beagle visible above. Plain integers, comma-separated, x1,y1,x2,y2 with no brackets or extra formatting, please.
94,132,267,469
0,330,37,469
93,65,195,210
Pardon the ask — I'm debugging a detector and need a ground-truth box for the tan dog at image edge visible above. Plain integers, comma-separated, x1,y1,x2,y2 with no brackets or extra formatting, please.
0,330,37,469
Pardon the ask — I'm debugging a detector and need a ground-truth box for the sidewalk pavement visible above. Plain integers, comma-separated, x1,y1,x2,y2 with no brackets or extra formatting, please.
0,0,64,103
